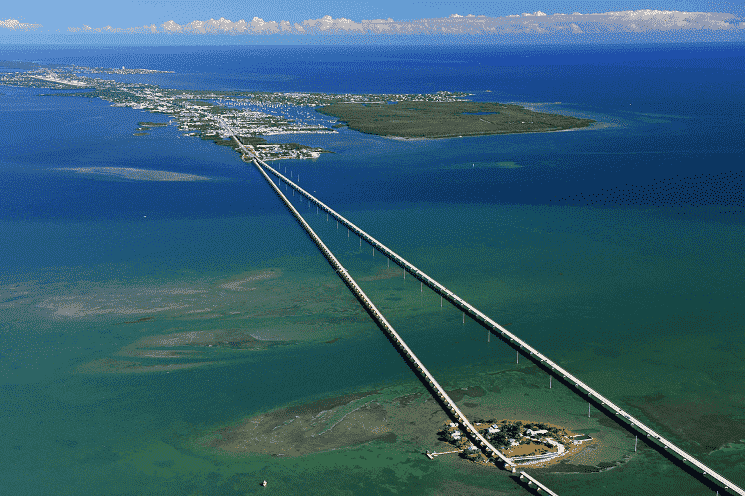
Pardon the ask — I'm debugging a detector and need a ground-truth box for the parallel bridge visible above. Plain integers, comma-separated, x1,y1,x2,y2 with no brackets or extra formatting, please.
249,155,744,496
234,136,515,470
227,128,744,496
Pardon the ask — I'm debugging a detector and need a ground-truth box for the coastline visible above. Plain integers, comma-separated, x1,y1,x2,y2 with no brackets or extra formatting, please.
380,121,603,141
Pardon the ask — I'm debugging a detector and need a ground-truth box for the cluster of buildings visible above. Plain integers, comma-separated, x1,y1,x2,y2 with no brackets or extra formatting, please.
1,64,471,162
439,419,589,466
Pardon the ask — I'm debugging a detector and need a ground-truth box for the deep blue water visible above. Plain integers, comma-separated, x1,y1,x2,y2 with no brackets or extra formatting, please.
2,43,742,226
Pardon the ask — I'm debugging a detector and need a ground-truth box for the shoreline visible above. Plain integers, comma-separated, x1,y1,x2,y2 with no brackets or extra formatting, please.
316,100,596,141
380,121,603,141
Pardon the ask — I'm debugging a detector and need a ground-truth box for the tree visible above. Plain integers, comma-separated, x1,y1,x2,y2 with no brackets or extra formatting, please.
504,423,520,438
492,432,508,447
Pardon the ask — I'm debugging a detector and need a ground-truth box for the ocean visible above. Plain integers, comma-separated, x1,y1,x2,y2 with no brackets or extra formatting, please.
1,43,744,495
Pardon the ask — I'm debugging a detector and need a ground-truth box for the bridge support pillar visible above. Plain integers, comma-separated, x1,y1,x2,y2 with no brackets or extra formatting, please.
635,435,637,452
517,350,519,364
589,403,591,417
550,376,552,389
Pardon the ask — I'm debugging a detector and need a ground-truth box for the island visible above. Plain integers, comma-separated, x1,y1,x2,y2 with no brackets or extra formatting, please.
1,60,596,160
316,100,595,138
434,419,594,467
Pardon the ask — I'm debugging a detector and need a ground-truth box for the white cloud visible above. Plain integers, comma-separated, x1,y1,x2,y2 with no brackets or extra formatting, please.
1,18,42,30
300,15,366,33
65,10,744,36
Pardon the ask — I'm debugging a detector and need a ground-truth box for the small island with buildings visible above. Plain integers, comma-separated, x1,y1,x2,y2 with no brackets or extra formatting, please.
430,419,594,467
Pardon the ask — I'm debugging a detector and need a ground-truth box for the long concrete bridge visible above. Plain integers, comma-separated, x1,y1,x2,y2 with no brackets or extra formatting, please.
226,129,743,496
233,135,516,472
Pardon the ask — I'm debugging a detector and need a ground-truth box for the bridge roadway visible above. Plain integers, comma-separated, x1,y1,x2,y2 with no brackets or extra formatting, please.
236,143,745,496
233,136,516,471
519,472,560,496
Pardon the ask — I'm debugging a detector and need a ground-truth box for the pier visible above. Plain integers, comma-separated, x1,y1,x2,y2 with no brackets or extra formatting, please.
426,449,463,459
226,125,743,496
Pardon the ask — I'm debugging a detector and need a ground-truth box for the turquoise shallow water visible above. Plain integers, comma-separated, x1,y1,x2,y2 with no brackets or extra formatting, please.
1,45,744,495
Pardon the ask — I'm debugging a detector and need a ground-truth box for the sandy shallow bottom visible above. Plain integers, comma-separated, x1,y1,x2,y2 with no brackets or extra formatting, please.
200,366,632,474
70,267,372,374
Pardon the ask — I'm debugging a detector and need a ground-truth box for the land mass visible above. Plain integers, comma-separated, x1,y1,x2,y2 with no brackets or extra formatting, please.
316,101,595,138
1,60,596,159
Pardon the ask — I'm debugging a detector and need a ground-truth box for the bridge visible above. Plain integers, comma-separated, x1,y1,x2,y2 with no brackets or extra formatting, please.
225,128,744,496
234,135,515,470
519,472,560,496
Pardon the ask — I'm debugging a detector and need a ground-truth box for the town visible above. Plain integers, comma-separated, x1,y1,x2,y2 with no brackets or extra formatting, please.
1,63,471,161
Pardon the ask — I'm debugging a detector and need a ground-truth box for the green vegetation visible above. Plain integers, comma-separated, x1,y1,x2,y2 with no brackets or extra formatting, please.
316,101,595,139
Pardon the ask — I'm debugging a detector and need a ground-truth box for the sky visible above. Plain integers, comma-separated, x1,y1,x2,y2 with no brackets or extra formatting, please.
2,0,745,42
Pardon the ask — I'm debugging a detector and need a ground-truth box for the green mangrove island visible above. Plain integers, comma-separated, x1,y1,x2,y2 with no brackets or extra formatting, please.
316,101,595,139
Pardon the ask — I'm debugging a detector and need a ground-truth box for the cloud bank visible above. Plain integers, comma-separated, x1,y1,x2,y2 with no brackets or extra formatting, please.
66,10,744,36
1,18,42,30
